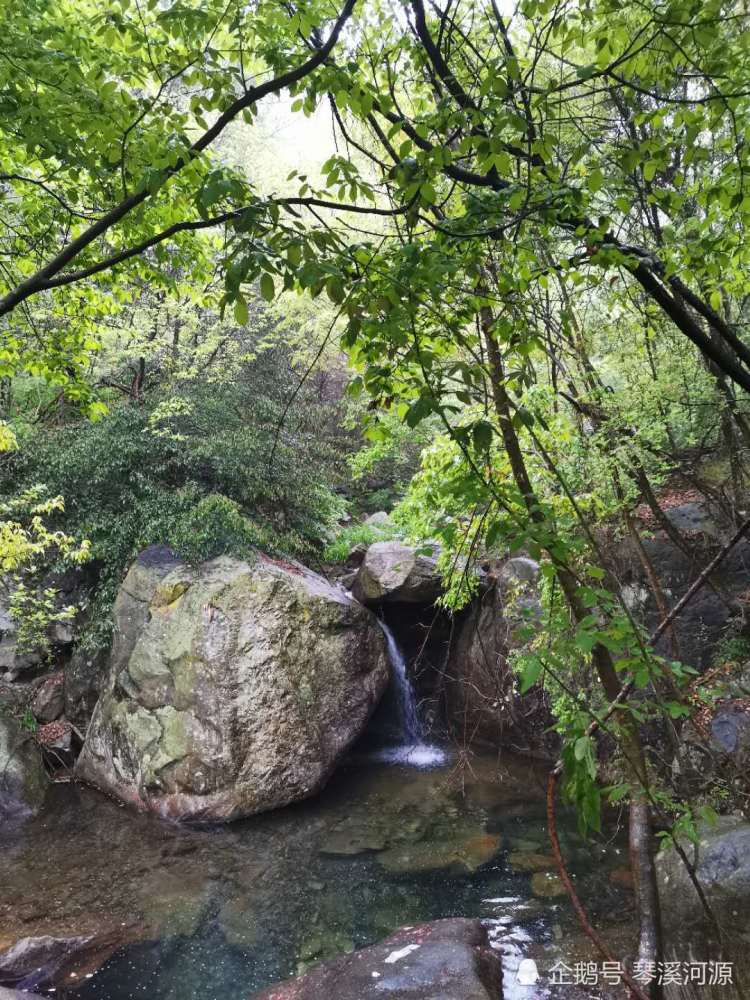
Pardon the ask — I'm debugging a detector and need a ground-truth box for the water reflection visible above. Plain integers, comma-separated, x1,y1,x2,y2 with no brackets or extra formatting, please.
0,753,634,999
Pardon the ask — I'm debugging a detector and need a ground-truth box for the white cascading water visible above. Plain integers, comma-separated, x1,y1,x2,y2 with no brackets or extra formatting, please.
377,621,446,768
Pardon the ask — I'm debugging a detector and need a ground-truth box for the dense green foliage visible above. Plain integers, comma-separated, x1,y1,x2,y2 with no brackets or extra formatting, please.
1,334,358,642
3,0,750,972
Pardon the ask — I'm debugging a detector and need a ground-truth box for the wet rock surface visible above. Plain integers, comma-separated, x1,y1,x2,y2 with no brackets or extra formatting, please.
76,549,388,821
0,929,133,992
252,919,503,1000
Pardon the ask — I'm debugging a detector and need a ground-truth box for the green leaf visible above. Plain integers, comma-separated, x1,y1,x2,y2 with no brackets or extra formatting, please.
326,276,345,304
472,420,493,453
587,168,604,193
260,274,275,302
233,296,248,325
519,657,543,693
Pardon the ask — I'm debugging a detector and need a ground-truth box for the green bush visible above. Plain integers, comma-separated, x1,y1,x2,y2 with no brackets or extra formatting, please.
323,520,399,563
167,494,264,563
1,374,347,648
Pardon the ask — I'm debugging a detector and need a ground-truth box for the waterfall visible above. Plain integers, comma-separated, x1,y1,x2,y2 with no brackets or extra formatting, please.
380,620,422,742
377,621,445,768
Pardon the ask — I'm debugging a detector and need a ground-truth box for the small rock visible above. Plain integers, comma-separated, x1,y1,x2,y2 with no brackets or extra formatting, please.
32,673,64,723
508,852,557,873
531,871,567,899
364,511,392,528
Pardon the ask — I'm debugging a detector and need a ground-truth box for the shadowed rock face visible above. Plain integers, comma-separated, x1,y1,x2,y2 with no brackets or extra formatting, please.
442,558,556,756
656,816,750,1000
0,715,47,823
76,550,388,822
252,919,502,1000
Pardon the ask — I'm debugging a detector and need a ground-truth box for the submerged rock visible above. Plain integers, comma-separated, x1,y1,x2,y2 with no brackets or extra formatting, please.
351,541,442,606
76,550,388,821
377,830,501,875
531,872,567,898
508,851,557,873
252,919,502,1000
0,715,47,822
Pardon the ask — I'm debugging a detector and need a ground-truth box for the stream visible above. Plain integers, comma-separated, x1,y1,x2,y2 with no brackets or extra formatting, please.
0,631,636,1000
0,752,638,999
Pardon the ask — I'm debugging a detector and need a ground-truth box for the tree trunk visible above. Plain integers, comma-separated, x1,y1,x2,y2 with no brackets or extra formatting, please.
480,300,662,994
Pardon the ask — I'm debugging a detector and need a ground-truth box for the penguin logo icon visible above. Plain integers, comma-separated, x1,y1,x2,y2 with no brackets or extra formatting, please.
517,958,540,985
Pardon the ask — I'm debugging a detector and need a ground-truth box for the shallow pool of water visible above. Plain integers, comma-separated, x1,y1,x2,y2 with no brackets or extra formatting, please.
0,751,635,999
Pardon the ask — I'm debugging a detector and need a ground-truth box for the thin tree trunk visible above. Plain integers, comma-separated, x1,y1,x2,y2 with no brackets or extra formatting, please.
480,300,662,994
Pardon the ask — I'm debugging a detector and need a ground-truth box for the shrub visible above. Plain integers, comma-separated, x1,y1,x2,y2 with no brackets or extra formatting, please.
323,520,400,563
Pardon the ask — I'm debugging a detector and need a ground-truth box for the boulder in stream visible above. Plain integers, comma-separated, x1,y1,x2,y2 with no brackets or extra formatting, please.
76,549,389,821
656,815,750,933
252,919,502,1000
351,541,442,606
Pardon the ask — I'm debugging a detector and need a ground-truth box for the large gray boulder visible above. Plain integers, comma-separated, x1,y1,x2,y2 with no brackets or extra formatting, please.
0,714,47,822
76,550,388,822
252,919,502,1000
351,541,442,606
656,816,750,999
656,815,750,934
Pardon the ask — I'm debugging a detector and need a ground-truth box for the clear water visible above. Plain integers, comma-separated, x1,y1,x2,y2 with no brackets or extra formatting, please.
0,753,635,1000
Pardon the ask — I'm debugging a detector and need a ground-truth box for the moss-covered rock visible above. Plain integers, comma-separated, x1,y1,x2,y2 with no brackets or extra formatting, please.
76,550,389,822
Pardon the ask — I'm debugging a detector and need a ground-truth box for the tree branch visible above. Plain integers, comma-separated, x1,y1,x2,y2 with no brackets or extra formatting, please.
0,0,356,318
